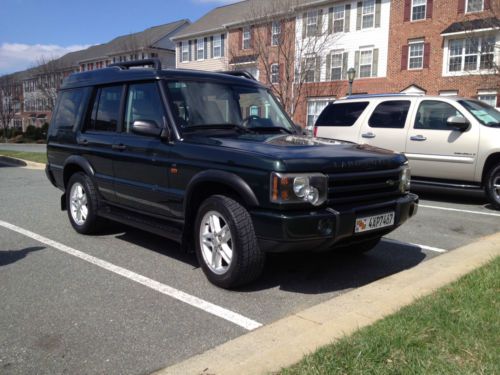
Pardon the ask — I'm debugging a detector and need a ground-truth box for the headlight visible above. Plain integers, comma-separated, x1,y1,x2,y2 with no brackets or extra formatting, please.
399,164,411,193
271,172,328,206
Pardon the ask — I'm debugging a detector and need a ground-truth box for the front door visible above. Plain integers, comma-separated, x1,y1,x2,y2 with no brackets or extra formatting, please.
405,99,479,181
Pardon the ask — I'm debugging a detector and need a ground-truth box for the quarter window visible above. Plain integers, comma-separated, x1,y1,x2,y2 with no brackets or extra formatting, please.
316,102,370,127
213,35,222,58
362,0,375,29
409,42,424,69
415,100,464,130
125,83,165,133
359,50,373,78
307,99,334,127
411,0,426,21
466,0,483,13
369,101,411,128
53,88,88,129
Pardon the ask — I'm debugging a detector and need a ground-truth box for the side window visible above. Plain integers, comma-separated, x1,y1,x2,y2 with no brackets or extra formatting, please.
369,101,411,129
315,102,369,127
125,82,165,133
85,85,122,132
415,100,464,130
52,88,88,129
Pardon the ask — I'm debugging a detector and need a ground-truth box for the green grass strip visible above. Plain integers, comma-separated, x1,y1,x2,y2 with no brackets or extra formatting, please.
281,257,500,375
0,150,47,164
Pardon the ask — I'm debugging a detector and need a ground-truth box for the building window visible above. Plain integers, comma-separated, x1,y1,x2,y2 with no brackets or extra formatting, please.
466,0,483,13
242,27,251,49
181,42,189,62
213,35,222,58
307,10,318,37
197,39,204,60
409,41,424,69
411,0,426,21
271,21,281,46
439,90,459,96
331,51,343,80
359,49,373,77
448,36,495,73
304,57,316,82
478,91,497,107
270,64,280,83
333,5,345,33
362,0,375,29
307,99,334,128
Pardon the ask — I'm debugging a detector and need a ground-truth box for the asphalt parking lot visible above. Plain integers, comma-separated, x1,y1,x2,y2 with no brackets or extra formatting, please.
1,164,499,374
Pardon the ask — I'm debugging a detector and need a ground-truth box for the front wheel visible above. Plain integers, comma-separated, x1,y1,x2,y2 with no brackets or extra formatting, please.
194,195,265,289
485,164,500,210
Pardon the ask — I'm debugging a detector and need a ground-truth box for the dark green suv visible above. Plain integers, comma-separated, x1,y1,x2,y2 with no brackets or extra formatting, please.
46,59,418,288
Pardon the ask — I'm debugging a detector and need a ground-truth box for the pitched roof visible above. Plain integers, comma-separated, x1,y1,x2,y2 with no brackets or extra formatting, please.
441,17,500,35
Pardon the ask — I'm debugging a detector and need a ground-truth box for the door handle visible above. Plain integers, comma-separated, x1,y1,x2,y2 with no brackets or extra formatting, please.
112,144,127,151
362,132,376,139
410,135,427,142
77,139,89,146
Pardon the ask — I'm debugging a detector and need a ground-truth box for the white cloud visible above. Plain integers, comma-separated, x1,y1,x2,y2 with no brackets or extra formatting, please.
0,43,90,76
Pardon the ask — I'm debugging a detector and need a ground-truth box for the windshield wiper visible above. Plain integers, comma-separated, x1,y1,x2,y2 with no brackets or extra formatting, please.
250,126,294,134
182,124,255,133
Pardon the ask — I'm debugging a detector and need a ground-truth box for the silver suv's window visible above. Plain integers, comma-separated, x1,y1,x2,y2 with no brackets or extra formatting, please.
414,100,464,130
459,100,500,127
369,100,411,129
315,102,369,127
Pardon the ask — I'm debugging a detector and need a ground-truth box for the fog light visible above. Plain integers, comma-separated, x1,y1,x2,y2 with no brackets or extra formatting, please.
318,219,334,236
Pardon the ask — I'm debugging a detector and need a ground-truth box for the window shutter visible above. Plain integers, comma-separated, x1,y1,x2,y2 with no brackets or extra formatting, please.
317,9,323,36
239,28,243,49
188,40,192,61
426,0,433,18
356,2,362,30
401,45,409,70
325,53,331,81
250,26,255,49
484,0,491,10
344,4,351,32
375,0,381,27
457,0,465,13
268,23,272,45
315,56,321,82
279,63,285,83
342,52,348,79
372,48,379,77
302,12,307,38
204,38,208,59
354,51,360,77
300,58,306,81
177,42,182,62
423,43,431,68
328,7,333,34
221,34,225,57
209,36,213,58
403,0,411,22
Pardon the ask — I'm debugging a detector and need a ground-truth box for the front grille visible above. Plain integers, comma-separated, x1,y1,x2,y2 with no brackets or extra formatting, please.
327,167,403,206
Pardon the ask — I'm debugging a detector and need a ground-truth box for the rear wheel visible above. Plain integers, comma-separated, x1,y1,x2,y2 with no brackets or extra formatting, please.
485,164,500,210
194,195,265,289
66,172,101,234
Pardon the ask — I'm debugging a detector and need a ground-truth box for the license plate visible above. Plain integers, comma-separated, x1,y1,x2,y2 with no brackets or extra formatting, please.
355,212,395,233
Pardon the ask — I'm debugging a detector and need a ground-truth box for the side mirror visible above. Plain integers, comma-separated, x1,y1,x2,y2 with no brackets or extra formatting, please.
294,123,307,136
131,120,162,137
447,116,469,132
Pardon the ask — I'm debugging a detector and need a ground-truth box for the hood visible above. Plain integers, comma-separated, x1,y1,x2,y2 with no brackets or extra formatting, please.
183,133,406,173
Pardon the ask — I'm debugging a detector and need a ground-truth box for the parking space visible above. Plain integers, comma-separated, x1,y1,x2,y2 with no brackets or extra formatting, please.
1,165,499,374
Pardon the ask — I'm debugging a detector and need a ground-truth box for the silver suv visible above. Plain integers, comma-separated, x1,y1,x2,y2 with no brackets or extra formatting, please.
314,94,500,208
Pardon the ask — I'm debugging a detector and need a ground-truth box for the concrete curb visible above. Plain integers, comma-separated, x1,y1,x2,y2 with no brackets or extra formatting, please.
154,232,500,375
0,155,45,170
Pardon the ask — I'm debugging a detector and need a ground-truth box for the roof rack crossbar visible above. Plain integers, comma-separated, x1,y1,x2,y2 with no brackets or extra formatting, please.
109,58,162,71
218,70,256,81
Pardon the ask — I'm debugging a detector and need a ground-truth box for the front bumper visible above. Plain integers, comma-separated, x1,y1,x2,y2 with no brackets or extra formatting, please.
251,193,418,252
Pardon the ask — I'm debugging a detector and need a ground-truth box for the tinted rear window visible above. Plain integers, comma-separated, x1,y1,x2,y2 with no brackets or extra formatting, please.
369,100,411,128
315,102,369,127
52,88,88,129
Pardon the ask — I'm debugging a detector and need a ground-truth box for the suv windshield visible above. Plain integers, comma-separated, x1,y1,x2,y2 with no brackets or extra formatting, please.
459,100,500,127
164,81,295,133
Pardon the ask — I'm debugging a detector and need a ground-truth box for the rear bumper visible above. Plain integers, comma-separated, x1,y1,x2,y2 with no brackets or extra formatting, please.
251,193,418,252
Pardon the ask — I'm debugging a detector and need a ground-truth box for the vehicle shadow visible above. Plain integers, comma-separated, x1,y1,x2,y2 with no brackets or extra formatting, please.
0,246,45,267
413,188,487,206
241,240,427,294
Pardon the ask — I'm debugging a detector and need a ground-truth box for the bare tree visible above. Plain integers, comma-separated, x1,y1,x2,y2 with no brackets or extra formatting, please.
0,75,19,142
228,0,343,119
31,56,67,112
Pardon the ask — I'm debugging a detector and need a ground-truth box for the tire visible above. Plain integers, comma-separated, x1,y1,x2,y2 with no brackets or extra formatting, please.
194,195,265,289
485,164,500,210
66,172,102,234
342,237,381,255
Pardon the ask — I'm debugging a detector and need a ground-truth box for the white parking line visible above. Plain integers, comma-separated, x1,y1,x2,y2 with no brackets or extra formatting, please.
420,204,500,218
382,238,447,253
0,220,262,331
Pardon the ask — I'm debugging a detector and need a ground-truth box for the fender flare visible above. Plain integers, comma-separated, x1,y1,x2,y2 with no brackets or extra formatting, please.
62,155,96,187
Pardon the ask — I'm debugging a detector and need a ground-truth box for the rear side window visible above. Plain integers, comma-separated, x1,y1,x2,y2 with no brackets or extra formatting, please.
315,102,369,127
52,88,88,129
369,101,411,129
86,85,123,132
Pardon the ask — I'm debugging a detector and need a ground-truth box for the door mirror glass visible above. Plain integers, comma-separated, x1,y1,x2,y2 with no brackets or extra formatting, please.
446,116,470,131
131,120,161,137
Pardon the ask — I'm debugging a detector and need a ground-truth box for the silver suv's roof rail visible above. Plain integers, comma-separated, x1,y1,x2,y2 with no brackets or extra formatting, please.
341,93,426,100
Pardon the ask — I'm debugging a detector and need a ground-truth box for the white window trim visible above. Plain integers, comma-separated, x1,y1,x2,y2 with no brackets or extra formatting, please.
333,5,345,33
271,21,281,46
361,0,375,30
466,0,484,14
306,97,336,127
197,39,205,61
270,63,280,83
307,10,319,37
411,0,427,22
330,50,344,80
359,48,374,78
213,35,222,58
242,27,251,50
439,90,459,96
181,41,189,63
477,90,498,107
408,39,425,70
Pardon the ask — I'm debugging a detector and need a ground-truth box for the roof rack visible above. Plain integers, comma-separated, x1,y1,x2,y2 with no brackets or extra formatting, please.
218,70,257,81
343,93,425,99
109,58,162,71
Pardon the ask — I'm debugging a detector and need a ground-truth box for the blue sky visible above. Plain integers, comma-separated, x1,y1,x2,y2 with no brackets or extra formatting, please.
0,0,238,75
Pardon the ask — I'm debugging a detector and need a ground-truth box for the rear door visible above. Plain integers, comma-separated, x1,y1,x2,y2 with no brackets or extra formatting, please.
357,100,412,152
404,99,479,181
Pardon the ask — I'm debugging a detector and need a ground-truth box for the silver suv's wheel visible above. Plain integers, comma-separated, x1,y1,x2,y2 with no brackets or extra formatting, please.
66,172,101,234
195,195,265,288
486,164,500,210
